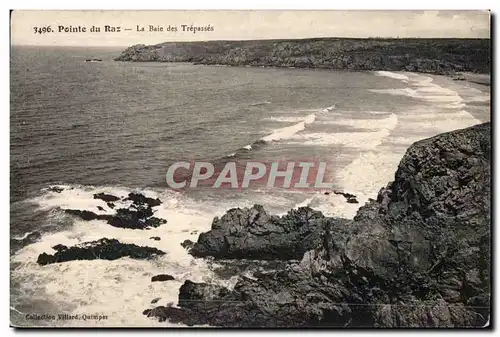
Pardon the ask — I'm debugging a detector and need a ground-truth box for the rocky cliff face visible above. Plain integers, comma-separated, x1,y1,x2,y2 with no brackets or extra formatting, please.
189,205,343,260
115,38,490,74
145,122,491,327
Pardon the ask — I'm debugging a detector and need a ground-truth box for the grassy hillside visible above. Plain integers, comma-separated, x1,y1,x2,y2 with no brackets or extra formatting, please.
115,38,490,74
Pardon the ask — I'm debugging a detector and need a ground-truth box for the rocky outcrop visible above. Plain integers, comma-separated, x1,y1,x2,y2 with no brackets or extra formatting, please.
189,205,341,260
146,122,491,327
47,186,64,193
151,274,175,282
115,38,490,75
64,193,166,230
124,192,162,208
37,238,166,265
181,239,195,250
333,190,359,204
93,192,120,202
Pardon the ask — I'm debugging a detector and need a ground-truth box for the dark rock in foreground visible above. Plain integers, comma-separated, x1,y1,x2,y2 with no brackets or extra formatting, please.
152,274,175,282
150,236,161,241
189,205,342,260
37,238,166,265
147,123,491,327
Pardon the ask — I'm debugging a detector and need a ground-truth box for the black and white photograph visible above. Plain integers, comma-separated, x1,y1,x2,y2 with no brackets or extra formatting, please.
9,9,491,328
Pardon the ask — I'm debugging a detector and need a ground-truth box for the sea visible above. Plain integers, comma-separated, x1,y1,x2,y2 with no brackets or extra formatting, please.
10,46,491,327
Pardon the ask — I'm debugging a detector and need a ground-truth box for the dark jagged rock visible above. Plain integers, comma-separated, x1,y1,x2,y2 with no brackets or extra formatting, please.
115,38,490,75
151,297,161,304
48,186,64,193
64,209,109,221
333,190,357,199
150,236,161,241
189,205,337,260
106,207,166,229
52,244,68,251
333,190,359,204
124,192,162,208
93,192,120,202
97,206,105,211
107,202,115,209
151,274,175,282
147,123,490,327
64,204,167,230
181,240,195,250
37,238,166,265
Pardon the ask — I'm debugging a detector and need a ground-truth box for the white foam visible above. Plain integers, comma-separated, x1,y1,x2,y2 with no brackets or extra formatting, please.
322,105,336,112
12,185,325,326
400,109,481,134
330,71,486,220
367,111,393,115
249,101,271,106
243,145,252,150
12,186,234,327
374,71,410,81
287,113,398,150
13,231,36,241
467,95,490,103
264,116,311,123
261,113,316,142
371,73,466,108
320,113,398,131
337,151,399,201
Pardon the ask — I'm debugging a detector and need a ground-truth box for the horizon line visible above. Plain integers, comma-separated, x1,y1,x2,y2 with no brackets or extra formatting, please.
11,35,492,48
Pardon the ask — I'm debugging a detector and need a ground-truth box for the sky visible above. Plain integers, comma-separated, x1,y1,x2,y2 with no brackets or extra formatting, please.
11,10,491,46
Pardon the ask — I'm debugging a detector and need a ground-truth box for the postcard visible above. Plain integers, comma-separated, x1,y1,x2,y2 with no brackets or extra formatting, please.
10,9,491,328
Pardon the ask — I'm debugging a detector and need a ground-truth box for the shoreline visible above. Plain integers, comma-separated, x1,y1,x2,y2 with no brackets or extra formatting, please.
114,37,490,75
114,59,491,77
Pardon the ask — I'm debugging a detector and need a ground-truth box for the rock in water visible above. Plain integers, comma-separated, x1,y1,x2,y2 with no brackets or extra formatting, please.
151,274,175,282
47,186,64,193
189,205,337,260
181,239,195,250
37,238,166,265
65,205,166,230
146,123,490,327
333,190,359,203
93,192,120,202
124,192,162,208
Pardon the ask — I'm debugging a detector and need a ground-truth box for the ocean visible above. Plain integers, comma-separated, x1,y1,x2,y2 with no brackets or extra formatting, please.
10,46,490,327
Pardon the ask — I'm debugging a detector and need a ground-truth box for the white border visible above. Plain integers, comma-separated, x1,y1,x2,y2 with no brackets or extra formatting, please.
3,1,497,336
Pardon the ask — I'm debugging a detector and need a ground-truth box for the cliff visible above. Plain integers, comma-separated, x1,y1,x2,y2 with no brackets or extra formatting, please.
115,38,490,74
144,122,491,327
